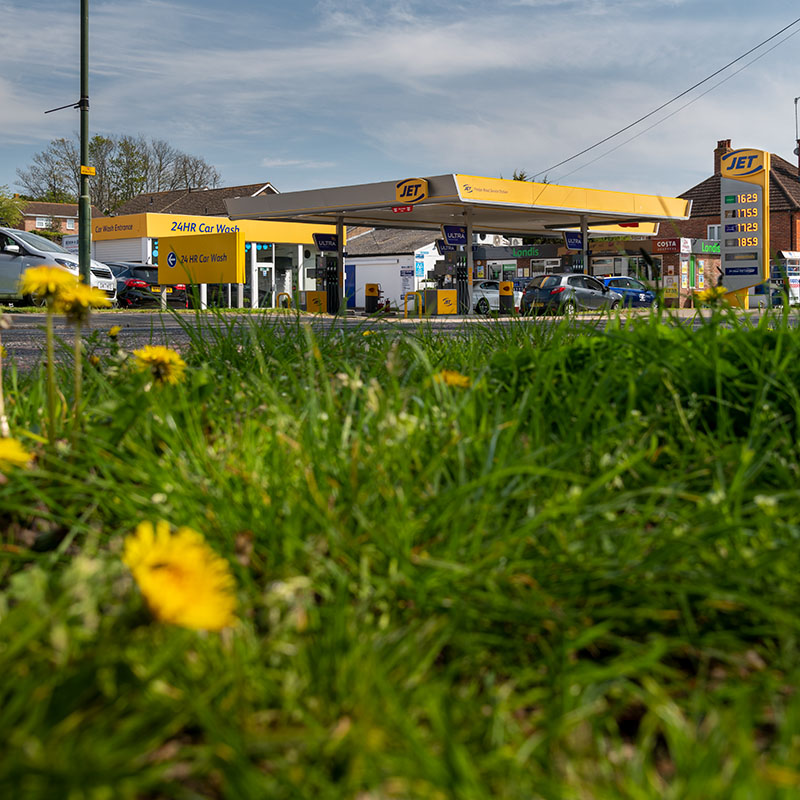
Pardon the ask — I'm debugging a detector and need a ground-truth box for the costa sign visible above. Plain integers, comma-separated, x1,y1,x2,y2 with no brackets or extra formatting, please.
652,238,681,254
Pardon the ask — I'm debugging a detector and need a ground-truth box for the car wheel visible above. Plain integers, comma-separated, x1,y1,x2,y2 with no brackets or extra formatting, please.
651,299,659,312
476,297,490,315
609,300,619,310
562,299,577,316
25,294,47,308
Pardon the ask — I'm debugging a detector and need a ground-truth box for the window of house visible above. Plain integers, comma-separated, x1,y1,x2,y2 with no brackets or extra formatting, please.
707,224,721,240
36,217,48,229
66,219,75,230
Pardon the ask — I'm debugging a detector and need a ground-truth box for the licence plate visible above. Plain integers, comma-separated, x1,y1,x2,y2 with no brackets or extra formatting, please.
98,280,114,291
150,286,173,293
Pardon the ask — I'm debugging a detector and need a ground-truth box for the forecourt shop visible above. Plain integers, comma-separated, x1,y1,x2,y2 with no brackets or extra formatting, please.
225,174,692,312
86,212,338,308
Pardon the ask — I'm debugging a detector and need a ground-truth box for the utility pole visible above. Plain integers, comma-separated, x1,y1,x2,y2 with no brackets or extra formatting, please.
78,0,91,285
45,0,92,283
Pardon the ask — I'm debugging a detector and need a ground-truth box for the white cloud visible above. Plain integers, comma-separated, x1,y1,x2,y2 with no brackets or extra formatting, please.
261,157,336,168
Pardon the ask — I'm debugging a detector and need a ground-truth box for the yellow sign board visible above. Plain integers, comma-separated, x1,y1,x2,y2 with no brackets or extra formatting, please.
91,212,338,245
395,178,429,204
437,289,457,315
157,232,244,284
80,165,96,176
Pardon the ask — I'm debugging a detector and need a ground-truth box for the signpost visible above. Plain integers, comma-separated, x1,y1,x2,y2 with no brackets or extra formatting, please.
719,148,770,305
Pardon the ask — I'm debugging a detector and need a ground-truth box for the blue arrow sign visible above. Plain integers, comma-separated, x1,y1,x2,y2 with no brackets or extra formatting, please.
167,251,177,268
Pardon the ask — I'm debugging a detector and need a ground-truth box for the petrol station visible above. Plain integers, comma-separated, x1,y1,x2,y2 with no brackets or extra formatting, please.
224,173,693,313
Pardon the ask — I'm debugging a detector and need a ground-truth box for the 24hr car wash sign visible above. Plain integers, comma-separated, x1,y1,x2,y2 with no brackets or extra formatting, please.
157,232,245,285
719,148,770,292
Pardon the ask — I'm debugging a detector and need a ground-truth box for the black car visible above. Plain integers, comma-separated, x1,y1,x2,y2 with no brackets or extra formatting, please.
520,273,622,315
107,263,188,309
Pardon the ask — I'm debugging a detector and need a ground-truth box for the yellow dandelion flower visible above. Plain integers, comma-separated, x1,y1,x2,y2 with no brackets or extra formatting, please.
54,282,111,323
132,345,187,384
108,325,122,338
20,266,78,301
362,330,377,336
0,437,33,470
0,345,7,359
433,369,471,388
89,354,101,367
696,286,728,304
123,521,237,631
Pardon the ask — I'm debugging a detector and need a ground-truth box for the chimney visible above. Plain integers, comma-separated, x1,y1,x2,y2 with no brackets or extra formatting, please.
714,139,732,174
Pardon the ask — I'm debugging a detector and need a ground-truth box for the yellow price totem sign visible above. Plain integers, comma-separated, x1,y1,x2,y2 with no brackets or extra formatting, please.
719,148,770,295
157,232,245,285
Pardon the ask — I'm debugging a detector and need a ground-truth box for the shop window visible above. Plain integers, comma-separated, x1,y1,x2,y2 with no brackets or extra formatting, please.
707,224,721,240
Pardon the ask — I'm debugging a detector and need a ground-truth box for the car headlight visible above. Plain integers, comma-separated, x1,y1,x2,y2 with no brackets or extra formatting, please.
54,258,79,271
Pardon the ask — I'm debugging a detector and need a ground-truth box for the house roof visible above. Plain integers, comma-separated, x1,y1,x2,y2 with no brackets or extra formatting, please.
22,201,105,218
680,153,800,216
113,182,278,217
345,227,437,256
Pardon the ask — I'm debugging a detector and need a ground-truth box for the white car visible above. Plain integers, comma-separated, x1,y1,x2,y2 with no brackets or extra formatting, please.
0,228,117,306
472,280,523,314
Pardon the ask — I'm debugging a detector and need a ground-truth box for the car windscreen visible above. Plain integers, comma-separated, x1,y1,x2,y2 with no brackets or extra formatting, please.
526,275,560,290
13,230,70,253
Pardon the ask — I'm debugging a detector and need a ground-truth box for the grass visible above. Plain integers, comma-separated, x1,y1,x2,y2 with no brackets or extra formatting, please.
2,304,800,798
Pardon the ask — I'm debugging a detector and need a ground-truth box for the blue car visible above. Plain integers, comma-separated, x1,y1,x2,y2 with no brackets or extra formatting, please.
602,276,657,308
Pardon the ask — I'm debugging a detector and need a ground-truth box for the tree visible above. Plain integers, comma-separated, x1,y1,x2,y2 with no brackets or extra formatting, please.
16,134,222,213
0,185,24,227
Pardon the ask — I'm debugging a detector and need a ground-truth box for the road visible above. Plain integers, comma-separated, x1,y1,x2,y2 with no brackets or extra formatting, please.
0,306,782,371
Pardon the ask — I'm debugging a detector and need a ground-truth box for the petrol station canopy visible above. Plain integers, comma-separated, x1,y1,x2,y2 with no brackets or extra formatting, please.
224,173,692,237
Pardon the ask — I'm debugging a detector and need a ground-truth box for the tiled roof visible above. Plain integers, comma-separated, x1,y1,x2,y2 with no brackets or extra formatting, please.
113,183,278,217
22,201,105,218
345,227,437,256
681,154,800,216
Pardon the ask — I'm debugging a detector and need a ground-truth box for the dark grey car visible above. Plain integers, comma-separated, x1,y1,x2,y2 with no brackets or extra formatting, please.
520,273,622,315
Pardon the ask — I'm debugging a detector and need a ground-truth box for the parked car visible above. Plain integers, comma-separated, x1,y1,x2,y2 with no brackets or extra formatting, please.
0,227,117,305
106,262,188,308
471,280,523,314
520,273,622,315
602,276,658,308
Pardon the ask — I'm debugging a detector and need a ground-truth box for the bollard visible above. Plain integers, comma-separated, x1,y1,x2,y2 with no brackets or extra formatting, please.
499,281,514,315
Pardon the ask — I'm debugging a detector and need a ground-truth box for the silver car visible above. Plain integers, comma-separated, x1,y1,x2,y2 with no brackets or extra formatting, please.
520,272,622,315
472,279,523,314
0,227,117,305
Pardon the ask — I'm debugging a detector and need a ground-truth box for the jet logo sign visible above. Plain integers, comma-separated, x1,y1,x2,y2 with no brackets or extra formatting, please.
720,149,766,178
395,178,429,204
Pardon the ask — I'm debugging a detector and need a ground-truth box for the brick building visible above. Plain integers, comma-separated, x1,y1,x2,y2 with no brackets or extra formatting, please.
17,201,105,234
673,139,800,253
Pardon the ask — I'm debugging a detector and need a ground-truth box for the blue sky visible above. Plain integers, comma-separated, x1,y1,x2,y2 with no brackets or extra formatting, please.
1,0,799,201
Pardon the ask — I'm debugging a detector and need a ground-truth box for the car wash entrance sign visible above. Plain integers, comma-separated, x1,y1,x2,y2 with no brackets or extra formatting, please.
719,148,770,292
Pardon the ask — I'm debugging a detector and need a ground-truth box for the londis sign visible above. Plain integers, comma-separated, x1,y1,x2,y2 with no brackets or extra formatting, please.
395,178,429,204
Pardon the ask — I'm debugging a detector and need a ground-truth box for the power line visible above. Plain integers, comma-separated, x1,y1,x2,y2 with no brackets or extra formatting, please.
531,15,800,179
555,25,800,182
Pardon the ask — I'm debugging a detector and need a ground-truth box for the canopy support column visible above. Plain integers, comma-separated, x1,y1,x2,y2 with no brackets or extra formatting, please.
464,207,474,315
581,215,589,275
337,216,345,314
250,242,258,309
